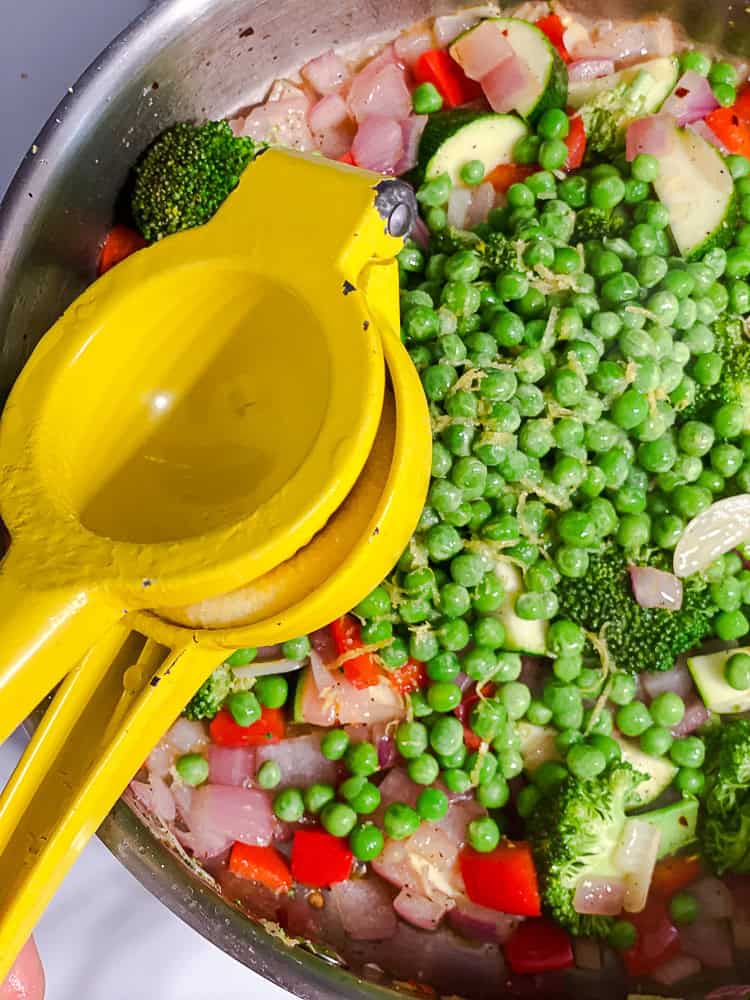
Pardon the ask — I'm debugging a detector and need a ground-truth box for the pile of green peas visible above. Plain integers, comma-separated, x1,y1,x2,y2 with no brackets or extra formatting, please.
184,59,750,880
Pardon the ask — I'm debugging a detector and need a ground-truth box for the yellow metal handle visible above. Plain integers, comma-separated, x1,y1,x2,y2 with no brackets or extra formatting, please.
0,630,222,979
0,549,121,744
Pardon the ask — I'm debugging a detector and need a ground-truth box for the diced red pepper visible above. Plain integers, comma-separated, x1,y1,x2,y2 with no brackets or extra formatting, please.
534,13,571,64
209,706,285,747
505,917,574,974
389,658,427,696
330,615,381,688
338,150,356,165
704,106,750,158
650,854,702,898
621,897,681,976
733,82,750,120
564,114,587,170
485,163,537,192
228,843,293,893
413,49,483,109
291,829,353,887
98,224,146,275
460,841,542,917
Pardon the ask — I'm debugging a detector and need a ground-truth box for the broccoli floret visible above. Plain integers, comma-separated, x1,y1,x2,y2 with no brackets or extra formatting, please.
685,314,750,423
183,663,233,720
572,206,626,243
698,719,750,874
429,225,482,256
527,763,645,938
131,121,258,242
428,227,521,275
556,547,715,672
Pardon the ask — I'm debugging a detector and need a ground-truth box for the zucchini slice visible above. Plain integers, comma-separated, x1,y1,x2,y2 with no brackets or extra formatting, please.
416,108,528,186
486,18,568,120
568,56,679,112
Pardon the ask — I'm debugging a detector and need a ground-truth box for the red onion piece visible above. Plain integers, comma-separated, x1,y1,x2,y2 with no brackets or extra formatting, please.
680,918,735,969
690,877,734,920
309,627,336,665
641,661,694,701
375,768,420,816
567,17,674,64
184,784,274,858
377,733,398,769
626,113,677,160
394,888,450,930
573,876,626,916
301,49,350,95
348,63,411,124
330,879,398,941
240,95,315,151
394,26,435,66
448,898,522,944
568,58,615,81
652,953,702,986
447,187,472,228
629,565,684,610
690,118,731,153
309,93,349,131
410,215,430,250
165,718,208,754
614,819,661,913
519,656,547,697
450,20,514,81
207,745,255,788
352,115,404,174
256,733,338,789
466,182,496,228
394,114,428,175
661,70,719,125
149,774,177,823
671,693,710,737
434,12,481,47
674,495,750,578
481,55,535,114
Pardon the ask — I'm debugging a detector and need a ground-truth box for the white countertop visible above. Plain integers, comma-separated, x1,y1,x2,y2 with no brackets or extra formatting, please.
0,3,297,998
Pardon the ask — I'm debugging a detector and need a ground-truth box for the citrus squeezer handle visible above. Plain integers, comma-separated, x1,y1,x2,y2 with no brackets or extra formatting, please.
0,628,224,981
0,549,121,744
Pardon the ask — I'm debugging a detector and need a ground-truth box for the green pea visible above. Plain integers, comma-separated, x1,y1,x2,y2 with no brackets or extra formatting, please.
226,647,257,667
255,675,289,710
567,744,607,780
589,734,622,765
412,81,443,114
468,816,501,853
610,920,637,951
227,690,261,728
726,652,750,690
350,822,384,861
304,783,336,814
175,753,209,787
430,716,464,756
533,760,569,794
322,801,357,838
273,788,304,822
427,681,463,713
713,81,737,106
320,729,349,762
539,138,569,171
640,725,674,757
345,741,379,776
517,784,541,818
442,768,472,794
669,891,699,925
631,153,660,182
675,767,705,795
670,736,705,769
417,787,449,822
408,753,440,786
616,701,652,737
650,691,685,728
609,676,639,709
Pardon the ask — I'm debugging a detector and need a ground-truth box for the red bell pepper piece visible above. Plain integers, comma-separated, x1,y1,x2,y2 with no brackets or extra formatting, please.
330,615,381,688
564,114,587,170
485,163,537,192
291,829,353,887
229,843,293,893
98,224,146,275
338,150,356,165
389,658,427,695
505,917,574,974
460,841,542,917
209,706,285,747
535,13,571,63
733,82,750,120
414,49,482,109
650,854,702,898
621,897,681,976
704,106,750,158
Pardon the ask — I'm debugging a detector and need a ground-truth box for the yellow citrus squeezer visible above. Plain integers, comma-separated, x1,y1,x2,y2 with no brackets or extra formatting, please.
0,147,432,977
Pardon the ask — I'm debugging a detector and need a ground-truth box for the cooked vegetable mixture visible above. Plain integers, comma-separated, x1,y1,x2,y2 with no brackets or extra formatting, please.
112,3,750,993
